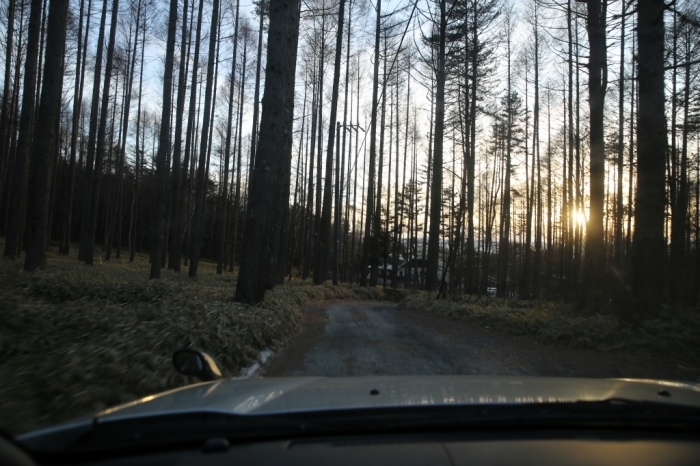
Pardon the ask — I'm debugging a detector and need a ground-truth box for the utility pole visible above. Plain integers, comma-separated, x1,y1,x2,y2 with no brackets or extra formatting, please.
333,122,341,285
333,121,364,285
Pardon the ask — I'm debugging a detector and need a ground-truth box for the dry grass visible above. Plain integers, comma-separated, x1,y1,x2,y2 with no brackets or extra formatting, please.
400,293,700,364
0,247,405,435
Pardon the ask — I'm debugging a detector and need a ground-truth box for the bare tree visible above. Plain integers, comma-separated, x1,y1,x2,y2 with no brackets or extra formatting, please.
632,0,667,318
149,0,178,278
235,0,302,304
24,0,70,271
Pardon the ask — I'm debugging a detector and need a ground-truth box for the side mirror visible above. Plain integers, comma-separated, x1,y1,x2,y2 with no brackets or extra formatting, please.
173,349,223,381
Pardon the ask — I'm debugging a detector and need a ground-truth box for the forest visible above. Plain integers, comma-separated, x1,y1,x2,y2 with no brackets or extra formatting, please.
0,0,698,317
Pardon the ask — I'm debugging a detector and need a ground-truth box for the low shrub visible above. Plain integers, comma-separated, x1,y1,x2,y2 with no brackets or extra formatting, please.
400,293,700,363
0,251,406,435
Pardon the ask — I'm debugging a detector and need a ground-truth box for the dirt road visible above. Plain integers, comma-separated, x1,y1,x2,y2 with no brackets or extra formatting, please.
263,301,699,381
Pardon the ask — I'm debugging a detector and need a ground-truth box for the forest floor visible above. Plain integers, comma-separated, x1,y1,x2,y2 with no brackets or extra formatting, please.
400,293,700,374
2,245,700,436
0,245,403,435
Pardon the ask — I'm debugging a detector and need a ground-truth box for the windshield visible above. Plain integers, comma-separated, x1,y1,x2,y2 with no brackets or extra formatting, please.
1,0,700,438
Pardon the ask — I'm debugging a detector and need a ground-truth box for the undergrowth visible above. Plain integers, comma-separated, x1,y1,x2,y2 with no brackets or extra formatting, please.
400,293,700,364
0,248,404,435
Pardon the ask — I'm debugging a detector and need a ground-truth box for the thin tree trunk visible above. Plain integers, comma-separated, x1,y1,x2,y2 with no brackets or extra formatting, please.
167,0,190,271
231,36,247,270
360,0,381,287
615,0,626,264
249,1,265,168
315,0,345,285
0,0,16,187
4,0,42,259
85,0,121,265
301,61,317,280
79,0,109,262
188,0,220,277
180,0,204,268
427,0,444,291
61,0,90,255
216,0,240,274
109,0,141,260
149,0,178,278
130,15,146,262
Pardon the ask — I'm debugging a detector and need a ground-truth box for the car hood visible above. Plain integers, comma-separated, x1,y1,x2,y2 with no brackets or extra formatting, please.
17,376,700,451
94,376,700,420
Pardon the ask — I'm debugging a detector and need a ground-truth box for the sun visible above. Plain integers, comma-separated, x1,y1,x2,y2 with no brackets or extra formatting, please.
572,209,586,227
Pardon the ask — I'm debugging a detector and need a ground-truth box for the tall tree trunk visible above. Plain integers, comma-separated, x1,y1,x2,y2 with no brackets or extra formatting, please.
373,35,388,288
0,0,16,188
231,36,247,270
167,0,190,271
360,0,380,287
301,62,317,280
670,10,689,306
61,0,91,256
315,0,345,285
249,0,265,168
339,1,352,284
24,0,69,271
79,0,108,262
583,0,607,307
180,0,204,268
108,0,141,260
678,36,691,304
521,63,531,299
130,16,146,262
615,0,626,264
532,9,542,299
313,17,325,283
465,0,479,294
86,0,120,265
426,0,445,291
632,0,667,318
216,0,240,274
497,17,513,297
4,0,42,259
149,0,178,278
235,0,301,303
188,0,220,278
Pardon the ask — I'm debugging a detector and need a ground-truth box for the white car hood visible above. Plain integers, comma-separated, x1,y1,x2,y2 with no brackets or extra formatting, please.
95,376,700,421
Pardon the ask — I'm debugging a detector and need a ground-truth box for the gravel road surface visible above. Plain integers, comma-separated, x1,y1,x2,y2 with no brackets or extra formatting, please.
262,301,698,380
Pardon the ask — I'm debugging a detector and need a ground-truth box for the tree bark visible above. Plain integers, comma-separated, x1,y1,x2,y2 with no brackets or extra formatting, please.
0,0,16,189
24,0,69,271
426,0,446,292
632,0,667,318
250,0,266,168
188,0,220,277
315,0,345,285
61,0,91,256
4,0,42,259
360,0,380,287
85,0,121,265
149,0,178,278
235,0,301,304
79,0,108,262
130,16,146,262
167,0,190,271
216,0,240,274
583,0,607,307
